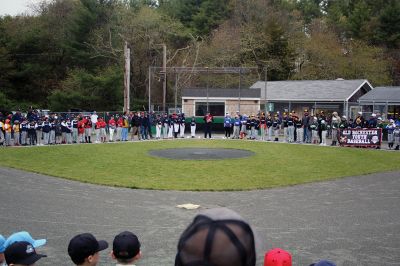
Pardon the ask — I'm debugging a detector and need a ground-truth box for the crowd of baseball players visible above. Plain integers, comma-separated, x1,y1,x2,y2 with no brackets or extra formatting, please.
1,108,399,149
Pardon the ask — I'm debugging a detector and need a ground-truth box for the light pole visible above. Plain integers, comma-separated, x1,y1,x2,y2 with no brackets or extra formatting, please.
162,44,167,113
264,65,267,114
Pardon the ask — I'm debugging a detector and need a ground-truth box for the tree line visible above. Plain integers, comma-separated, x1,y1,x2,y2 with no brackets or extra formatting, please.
0,0,399,111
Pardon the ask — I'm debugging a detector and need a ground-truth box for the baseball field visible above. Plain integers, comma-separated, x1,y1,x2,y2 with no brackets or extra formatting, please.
1,140,399,191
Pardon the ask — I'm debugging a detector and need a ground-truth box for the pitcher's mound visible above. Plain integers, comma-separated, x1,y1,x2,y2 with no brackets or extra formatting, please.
149,148,255,160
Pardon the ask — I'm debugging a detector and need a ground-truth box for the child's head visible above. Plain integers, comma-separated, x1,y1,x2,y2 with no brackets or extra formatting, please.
5,241,46,266
112,231,141,265
68,233,108,266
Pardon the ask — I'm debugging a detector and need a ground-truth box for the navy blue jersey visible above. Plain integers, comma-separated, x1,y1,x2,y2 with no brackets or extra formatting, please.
287,117,294,126
42,121,51,133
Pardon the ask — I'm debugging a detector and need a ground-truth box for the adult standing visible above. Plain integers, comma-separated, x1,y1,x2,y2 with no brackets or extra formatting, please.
302,109,311,143
90,111,98,133
130,112,141,141
203,112,213,139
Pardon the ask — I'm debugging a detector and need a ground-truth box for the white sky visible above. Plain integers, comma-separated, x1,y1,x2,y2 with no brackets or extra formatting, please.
0,0,44,16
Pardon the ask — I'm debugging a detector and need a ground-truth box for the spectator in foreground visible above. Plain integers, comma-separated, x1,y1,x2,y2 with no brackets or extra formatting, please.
68,233,108,266
111,231,142,266
0,234,5,265
264,248,292,266
4,241,46,266
175,207,256,266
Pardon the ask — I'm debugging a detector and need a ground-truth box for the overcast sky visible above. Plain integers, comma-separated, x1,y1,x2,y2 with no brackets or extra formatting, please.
0,0,43,16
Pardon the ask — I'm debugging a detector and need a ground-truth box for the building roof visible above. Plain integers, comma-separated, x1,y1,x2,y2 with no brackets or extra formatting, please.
182,88,261,99
358,86,400,104
250,79,372,102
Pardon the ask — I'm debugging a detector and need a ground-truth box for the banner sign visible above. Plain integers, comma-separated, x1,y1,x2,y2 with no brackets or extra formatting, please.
339,129,382,147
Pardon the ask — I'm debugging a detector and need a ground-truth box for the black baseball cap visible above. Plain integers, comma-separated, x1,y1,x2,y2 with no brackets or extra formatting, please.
175,208,256,266
113,231,141,260
68,233,108,264
5,241,46,265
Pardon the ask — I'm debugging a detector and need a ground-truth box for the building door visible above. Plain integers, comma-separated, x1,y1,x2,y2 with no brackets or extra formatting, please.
350,106,362,119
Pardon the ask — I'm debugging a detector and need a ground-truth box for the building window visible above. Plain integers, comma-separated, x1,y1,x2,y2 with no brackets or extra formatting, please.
195,102,225,116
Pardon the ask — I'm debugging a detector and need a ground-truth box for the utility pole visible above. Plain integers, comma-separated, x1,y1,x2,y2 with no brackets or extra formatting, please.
148,66,151,112
123,41,131,113
174,73,178,113
238,67,242,113
206,67,209,112
162,44,167,113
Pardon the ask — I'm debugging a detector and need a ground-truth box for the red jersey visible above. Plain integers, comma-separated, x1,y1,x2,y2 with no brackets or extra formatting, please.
108,119,116,128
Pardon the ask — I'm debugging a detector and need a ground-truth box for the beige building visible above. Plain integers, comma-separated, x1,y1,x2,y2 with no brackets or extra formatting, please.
181,88,261,117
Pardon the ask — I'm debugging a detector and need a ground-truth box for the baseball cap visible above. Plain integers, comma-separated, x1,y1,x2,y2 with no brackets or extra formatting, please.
264,248,292,266
4,231,46,249
309,260,336,266
113,231,141,260
5,241,46,265
175,207,256,266
68,233,108,264
0,234,5,253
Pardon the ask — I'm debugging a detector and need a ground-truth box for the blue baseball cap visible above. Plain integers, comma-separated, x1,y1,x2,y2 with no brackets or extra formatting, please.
0,234,5,253
4,231,46,249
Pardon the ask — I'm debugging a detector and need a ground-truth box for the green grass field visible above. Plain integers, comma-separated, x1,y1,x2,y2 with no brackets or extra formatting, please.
0,140,399,191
